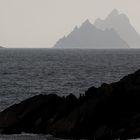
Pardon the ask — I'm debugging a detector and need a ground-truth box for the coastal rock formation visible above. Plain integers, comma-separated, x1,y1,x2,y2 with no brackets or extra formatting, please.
54,19,129,49
1,70,140,139
54,9,140,49
94,9,140,48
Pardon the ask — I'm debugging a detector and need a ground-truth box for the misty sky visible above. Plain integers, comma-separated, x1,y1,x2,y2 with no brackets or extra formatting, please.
0,0,140,48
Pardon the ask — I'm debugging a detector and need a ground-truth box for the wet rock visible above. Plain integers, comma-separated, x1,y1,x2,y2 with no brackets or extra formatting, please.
1,70,140,139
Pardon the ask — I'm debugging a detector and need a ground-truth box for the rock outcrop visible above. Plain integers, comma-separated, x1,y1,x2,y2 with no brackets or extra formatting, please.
1,70,140,139
94,9,140,48
54,19,129,49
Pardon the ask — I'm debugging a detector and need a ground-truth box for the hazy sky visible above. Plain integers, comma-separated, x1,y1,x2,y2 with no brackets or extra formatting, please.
0,0,140,48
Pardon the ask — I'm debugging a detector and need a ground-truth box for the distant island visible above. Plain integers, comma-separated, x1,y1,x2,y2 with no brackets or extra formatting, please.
0,46,3,48
54,19,128,49
54,9,140,49
94,9,140,48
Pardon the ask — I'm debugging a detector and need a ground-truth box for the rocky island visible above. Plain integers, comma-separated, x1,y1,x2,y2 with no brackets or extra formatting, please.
54,9,140,49
54,19,129,49
1,70,140,139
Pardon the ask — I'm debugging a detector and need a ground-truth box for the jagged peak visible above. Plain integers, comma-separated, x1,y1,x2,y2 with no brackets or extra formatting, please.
106,9,120,19
74,25,78,30
110,9,119,16
106,9,130,23
81,19,93,27
84,19,91,24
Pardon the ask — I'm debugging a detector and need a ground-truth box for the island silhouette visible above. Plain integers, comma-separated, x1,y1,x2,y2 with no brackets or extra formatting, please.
95,9,140,48
54,9,140,49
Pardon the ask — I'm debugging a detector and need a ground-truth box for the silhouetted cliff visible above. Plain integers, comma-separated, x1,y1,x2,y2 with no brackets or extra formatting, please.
54,19,129,49
1,70,140,139
95,9,140,48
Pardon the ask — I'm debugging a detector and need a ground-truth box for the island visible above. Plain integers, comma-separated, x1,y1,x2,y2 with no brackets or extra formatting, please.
54,9,140,49
54,19,129,49
94,9,140,48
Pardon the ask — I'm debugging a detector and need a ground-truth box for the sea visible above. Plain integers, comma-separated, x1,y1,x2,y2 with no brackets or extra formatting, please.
0,48,140,140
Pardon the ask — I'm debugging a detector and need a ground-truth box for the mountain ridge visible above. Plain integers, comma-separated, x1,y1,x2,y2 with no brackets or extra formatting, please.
54,18,129,49
94,9,140,48
54,9,140,48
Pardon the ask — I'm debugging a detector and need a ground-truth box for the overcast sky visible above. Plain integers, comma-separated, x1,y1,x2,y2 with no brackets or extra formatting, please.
0,0,140,48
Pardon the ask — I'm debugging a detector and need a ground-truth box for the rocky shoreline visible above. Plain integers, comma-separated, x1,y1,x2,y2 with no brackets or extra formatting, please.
1,70,140,139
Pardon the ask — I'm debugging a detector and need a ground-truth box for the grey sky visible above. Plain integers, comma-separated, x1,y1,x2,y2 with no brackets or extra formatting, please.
0,0,139,48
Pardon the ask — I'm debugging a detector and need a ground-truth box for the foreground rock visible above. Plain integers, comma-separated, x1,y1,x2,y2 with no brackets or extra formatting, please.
2,70,140,139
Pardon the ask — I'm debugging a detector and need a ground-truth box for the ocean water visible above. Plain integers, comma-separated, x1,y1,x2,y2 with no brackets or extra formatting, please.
0,134,62,140
1,48,140,139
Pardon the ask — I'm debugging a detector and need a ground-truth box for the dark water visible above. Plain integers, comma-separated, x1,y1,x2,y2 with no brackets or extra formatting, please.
1,49,140,111
0,48,140,139
0,134,61,140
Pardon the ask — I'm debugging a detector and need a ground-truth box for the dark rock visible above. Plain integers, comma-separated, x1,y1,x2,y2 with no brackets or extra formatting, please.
1,70,140,139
